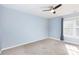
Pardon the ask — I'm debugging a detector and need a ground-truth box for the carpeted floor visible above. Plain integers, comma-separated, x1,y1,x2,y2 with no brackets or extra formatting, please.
1,39,79,55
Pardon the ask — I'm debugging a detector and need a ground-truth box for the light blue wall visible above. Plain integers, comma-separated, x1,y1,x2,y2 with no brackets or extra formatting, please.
48,17,61,40
1,6,48,49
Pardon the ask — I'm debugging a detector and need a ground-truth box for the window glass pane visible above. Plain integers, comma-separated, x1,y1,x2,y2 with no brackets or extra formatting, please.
76,28,79,36
64,19,74,36
64,20,74,28
64,28,73,35
76,19,79,27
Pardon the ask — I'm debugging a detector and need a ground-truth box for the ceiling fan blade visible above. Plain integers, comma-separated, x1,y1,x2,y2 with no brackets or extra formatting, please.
53,4,62,9
43,10,50,11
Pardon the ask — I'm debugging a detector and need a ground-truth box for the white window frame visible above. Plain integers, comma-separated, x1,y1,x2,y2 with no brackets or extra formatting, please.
64,16,79,39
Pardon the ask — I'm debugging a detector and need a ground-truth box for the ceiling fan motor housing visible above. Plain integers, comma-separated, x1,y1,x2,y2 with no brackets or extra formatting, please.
53,11,56,14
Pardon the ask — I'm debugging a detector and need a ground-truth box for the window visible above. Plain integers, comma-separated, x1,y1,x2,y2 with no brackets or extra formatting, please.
64,16,79,38
76,18,79,37
76,28,79,36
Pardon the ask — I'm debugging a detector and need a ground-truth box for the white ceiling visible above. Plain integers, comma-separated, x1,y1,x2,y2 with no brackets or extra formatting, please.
2,4,79,19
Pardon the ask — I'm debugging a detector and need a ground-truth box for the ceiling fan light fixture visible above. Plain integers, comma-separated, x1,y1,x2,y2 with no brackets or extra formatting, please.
50,9,55,13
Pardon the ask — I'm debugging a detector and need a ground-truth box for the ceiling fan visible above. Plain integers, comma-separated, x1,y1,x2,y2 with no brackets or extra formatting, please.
43,4,62,14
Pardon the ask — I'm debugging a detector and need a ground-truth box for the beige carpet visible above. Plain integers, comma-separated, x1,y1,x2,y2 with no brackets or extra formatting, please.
1,39,79,55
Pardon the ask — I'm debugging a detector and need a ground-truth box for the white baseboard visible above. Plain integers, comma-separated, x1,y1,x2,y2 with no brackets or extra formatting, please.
1,37,47,51
48,37,60,41
48,37,79,45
